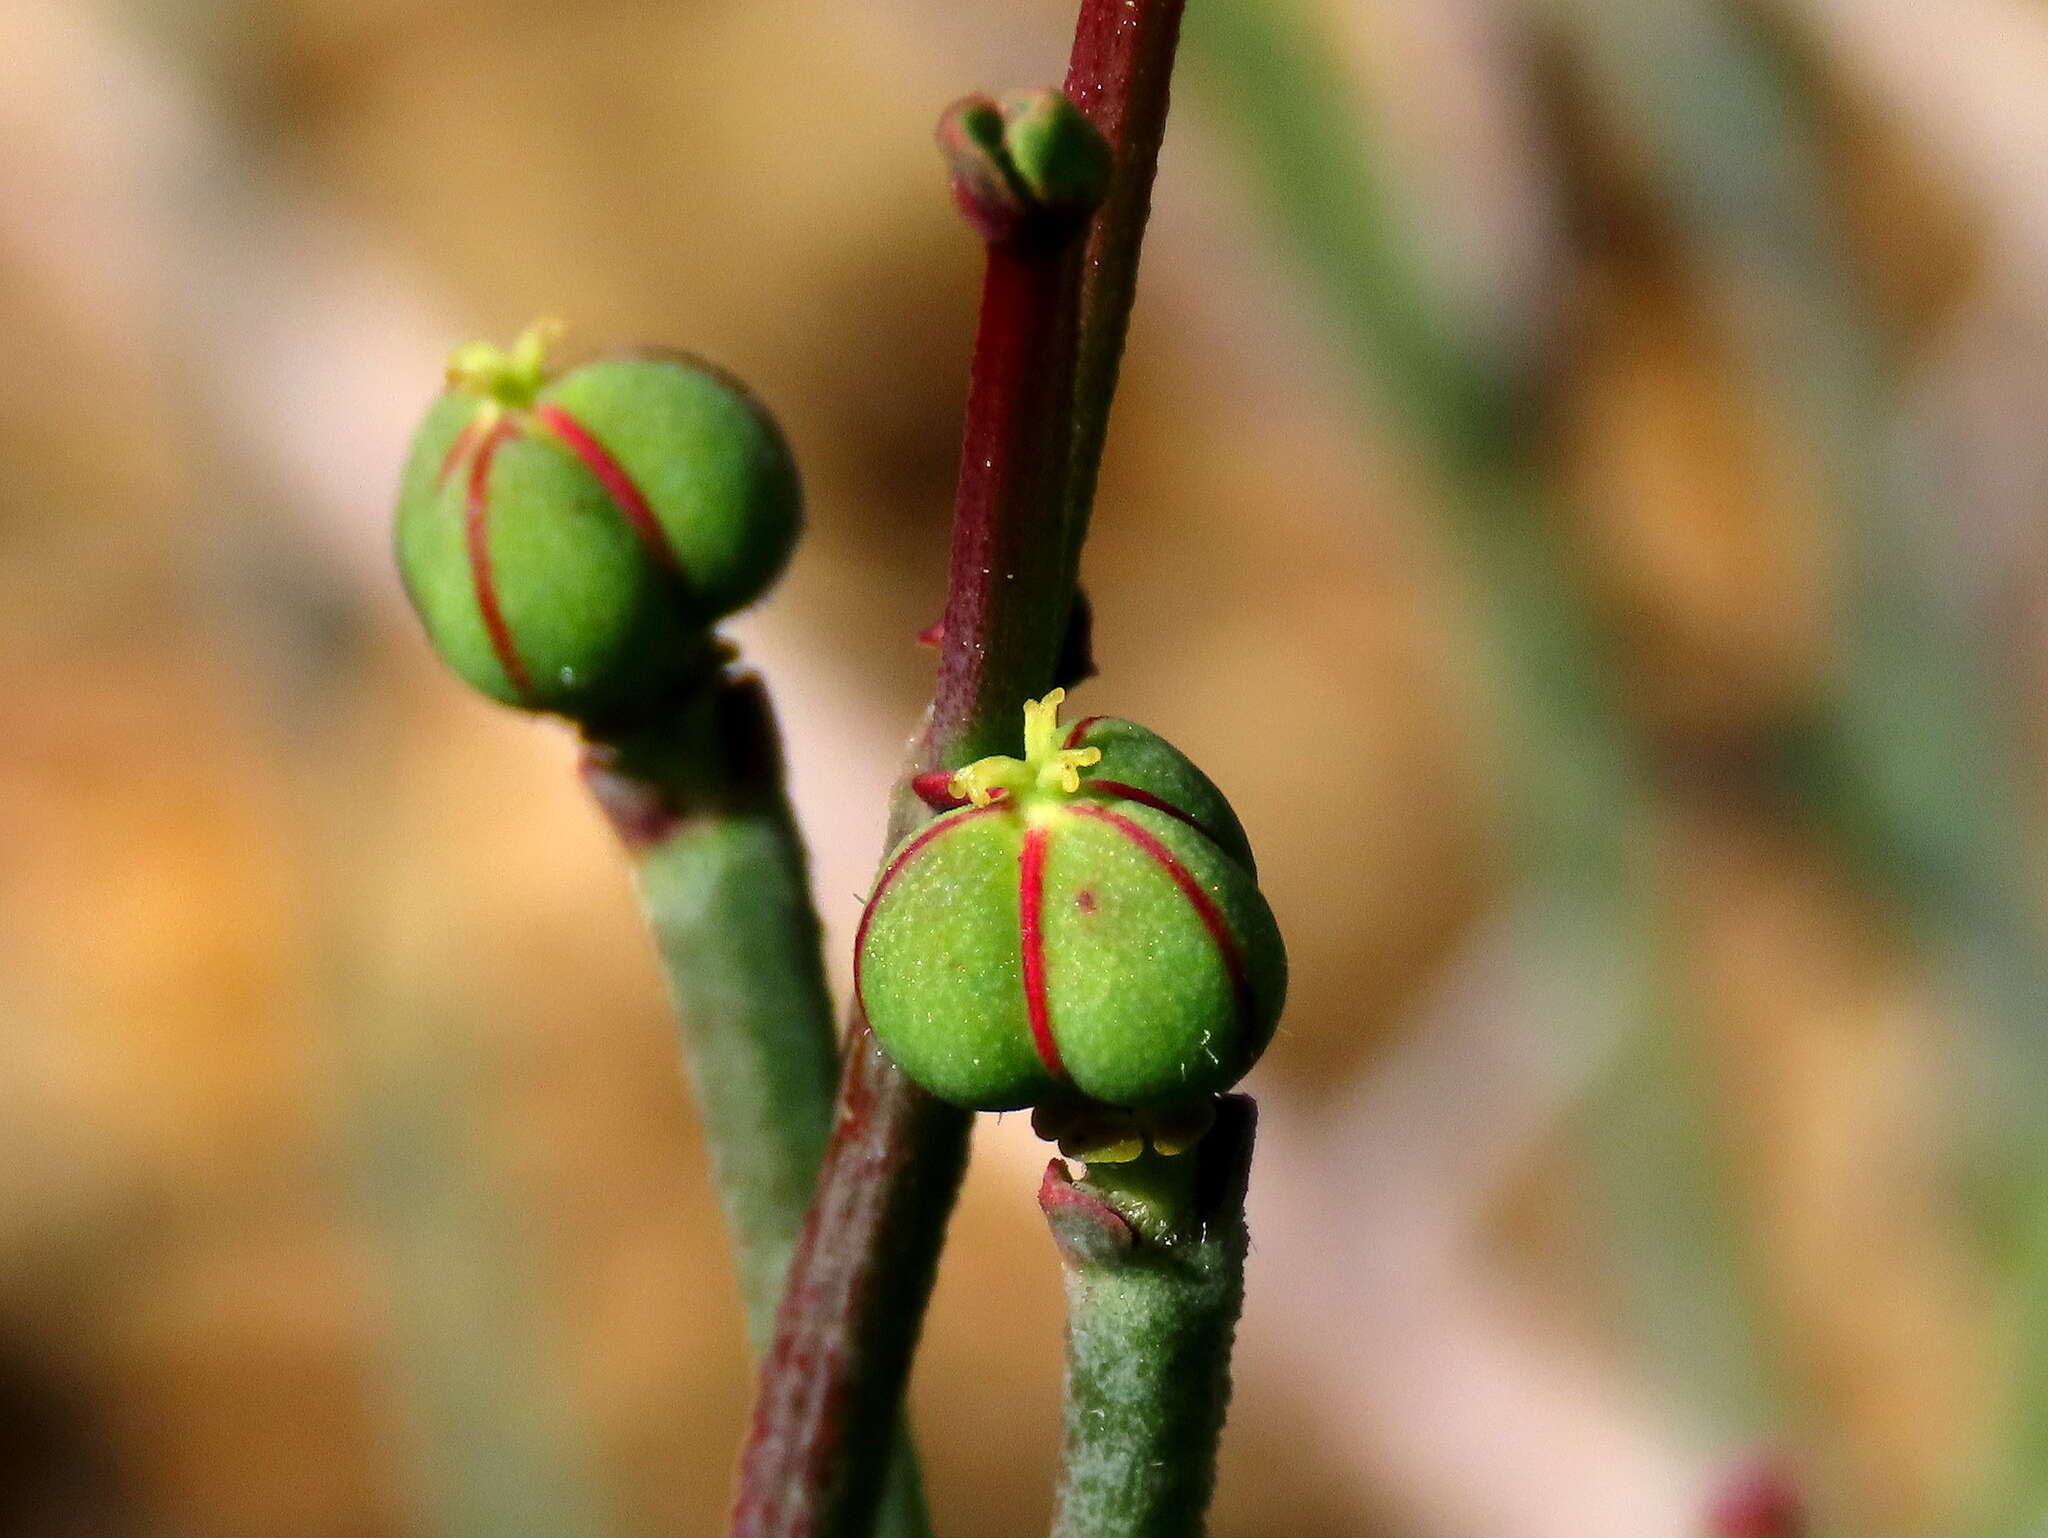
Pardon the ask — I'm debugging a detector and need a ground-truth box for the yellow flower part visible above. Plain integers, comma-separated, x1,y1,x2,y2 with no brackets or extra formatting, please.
948,688,1102,809
445,317,565,409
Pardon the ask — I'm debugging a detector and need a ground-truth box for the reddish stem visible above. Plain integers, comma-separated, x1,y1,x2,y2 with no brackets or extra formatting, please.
729,1029,966,1538
928,238,1088,763
730,7,1191,1535
1706,1460,1807,1538
732,233,1084,1538
1062,0,1188,560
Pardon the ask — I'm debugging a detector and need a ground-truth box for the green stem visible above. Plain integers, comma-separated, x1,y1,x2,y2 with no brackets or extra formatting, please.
1466,463,1787,1432
1983,1204,2048,1538
345,1013,613,1538
1180,0,1529,474
582,673,929,1537
583,675,842,1352
1043,1099,1256,1538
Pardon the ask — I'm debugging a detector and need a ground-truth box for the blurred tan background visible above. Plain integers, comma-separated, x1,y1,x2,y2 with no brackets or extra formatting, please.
6,0,2048,1534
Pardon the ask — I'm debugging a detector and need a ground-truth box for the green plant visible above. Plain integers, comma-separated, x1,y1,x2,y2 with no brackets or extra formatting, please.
383,2,2040,1533
392,3,1263,1536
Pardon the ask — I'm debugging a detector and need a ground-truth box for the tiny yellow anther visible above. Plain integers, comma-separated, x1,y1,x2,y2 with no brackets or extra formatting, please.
1022,688,1066,762
508,317,564,380
1042,743,1100,796
948,690,1100,810
446,318,565,407
1143,1100,1217,1158
948,757,1026,809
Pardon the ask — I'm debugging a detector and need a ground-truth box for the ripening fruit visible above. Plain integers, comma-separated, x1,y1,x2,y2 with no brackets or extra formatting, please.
859,691,1286,1112
394,321,801,718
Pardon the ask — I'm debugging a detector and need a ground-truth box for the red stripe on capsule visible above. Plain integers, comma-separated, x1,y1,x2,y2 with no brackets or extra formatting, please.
1017,824,1066,1080
463,420,535,701
853,807,999,1014
1068,803,1252,1029
531,402,684,575
438,418,483,485
1062,717,1236,849
1082,779,1229,848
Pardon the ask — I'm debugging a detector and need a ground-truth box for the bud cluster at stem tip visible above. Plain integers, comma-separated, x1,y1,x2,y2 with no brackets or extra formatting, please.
938,88,1112,244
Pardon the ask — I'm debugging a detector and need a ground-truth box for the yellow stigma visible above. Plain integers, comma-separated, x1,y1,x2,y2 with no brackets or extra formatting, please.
446,317,565,408
948,688,1102,809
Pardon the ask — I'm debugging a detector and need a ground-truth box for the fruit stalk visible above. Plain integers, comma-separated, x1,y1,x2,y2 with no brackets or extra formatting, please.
581,674,931,1537
1044,1098,1257,1538
730,5,1194,1535
583,676,839,1350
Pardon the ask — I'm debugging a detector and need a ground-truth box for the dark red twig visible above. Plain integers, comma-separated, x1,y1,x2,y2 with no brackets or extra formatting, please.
928,233,1090,761
729,8,1192,1535
1063,0,1188,564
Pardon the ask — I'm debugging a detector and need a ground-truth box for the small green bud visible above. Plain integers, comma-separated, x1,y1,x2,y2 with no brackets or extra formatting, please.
859,691,1286,1113
996,89,1113,214
393,321,801,718
936,88,1111,243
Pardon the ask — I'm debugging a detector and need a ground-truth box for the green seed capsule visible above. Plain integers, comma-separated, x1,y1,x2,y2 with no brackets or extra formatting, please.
393,321,801,718
860,692,1286,1113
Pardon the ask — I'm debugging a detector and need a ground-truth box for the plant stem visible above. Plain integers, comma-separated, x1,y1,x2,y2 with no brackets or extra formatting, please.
583,676,842,1354
929,228,1091,766
1061,0,1187,566
730,185,1087,1538
1044,1098,1256,1538
582,674,931,1538
730,1023,968,1538
344,1007,614,1538
1548,0,2048,1138
729,7,1193,1535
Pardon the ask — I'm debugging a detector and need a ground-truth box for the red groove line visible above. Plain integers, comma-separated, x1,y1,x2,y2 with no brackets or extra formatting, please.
464,421,535,701
531,402,683,575
438,418,483,485
1017,824,1067,1079
1062,716,1233,845
1082,778,1227,846
853,807,999,1012
1068,802,1251,1028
